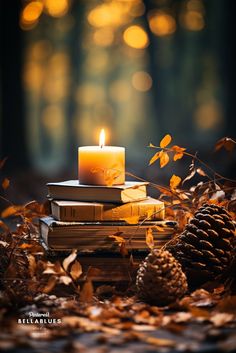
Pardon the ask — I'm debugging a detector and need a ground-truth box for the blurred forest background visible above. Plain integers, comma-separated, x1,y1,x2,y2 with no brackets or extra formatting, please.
0,0,235,205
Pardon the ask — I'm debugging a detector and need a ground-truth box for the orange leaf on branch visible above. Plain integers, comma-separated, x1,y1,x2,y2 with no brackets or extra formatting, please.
149,151,162,166
160,151,169,168
160,134,172,148
170,174,182,190
1,205,23,218
172,145,186,161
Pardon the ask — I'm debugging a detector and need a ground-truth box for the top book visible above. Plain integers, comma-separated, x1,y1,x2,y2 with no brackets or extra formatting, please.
47,180,148,203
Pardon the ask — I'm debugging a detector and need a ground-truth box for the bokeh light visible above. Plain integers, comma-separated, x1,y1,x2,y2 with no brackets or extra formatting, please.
75,84,105,106
88,2,128,28
44,0,69,18
194,101,223,130
129,0,145,18
20,1,43,30
148,11,176,37
132,71,152,92
42,105,64,131
123,25,149,49
181,10,205,31
93,28,114,47
109,80,131,102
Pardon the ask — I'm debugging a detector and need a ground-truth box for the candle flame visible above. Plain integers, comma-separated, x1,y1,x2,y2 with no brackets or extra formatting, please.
99,129,105,148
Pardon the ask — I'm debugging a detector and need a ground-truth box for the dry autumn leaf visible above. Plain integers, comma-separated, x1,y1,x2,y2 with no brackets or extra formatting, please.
160,151,169,168
170,174,182,190
149,151,162,166
28,254,36,277
2,178,10,190
160,134,172,148
196,168,207,177
70,260,83,280
42,275,57,294
172,145,186,161
80,280,94,302
1,205,22,218
59,275,72,285
0,220,10,232
146,228,154,249
215,137,236,152
63,249,77,271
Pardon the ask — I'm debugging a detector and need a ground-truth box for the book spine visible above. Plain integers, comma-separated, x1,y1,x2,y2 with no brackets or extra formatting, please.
53,202,165,222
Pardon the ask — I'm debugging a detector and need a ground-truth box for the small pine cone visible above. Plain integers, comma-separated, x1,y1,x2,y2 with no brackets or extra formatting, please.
165,203,236,287
136,249,188,306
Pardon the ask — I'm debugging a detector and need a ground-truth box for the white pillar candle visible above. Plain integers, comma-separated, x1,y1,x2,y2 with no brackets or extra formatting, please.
78,129,125,185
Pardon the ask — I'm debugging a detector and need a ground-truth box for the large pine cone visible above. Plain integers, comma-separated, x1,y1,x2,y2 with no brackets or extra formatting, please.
136,249,188,306
165,203,235,287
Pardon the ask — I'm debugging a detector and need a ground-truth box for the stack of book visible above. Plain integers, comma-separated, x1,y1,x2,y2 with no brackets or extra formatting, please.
40,180,177,253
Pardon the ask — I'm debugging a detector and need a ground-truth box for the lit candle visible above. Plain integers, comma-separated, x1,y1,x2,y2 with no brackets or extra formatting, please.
78,129,125,185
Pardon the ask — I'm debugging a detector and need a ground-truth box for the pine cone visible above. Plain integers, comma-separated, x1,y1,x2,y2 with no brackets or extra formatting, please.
136,249,188,306
165,203,235,287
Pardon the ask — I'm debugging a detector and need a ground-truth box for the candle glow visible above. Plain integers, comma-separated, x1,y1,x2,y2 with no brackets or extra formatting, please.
99,129,105,148
78,129,125,186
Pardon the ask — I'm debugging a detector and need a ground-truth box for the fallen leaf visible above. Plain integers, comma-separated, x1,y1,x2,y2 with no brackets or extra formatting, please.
80,280,94,302
86,267,103,279
59,275,72,285
135,332,175,347
2,178,10,190
42,276,57,294
170,174,182,190
28,254,36,277
0,240,8,247
63,249,77,271
70,260,83,280
160,134,172,148
210,313,234,327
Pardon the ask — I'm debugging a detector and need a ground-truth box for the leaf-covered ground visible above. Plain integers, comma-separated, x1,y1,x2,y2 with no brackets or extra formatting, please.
1,287,236,352
0,136,236,352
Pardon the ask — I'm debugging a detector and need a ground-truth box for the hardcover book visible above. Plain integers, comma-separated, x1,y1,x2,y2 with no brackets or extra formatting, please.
47,180,148,203
40,217,177,251
50,197,165,222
